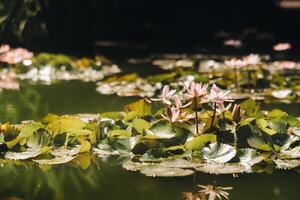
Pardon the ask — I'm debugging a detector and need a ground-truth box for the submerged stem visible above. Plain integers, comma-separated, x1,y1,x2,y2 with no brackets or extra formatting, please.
194,97,199,134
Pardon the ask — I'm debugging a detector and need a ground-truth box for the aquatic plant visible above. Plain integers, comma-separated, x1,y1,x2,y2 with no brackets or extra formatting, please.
0,46,121,84
0,82,300,177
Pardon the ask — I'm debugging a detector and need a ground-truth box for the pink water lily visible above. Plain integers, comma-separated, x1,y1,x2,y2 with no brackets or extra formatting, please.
0,44,10,54
198,185,233,200
208,84,232,104
223,39,242,48
273,42,292,51
243,54,261,65
161,107,194,123
173,95,192,108
151,85,176,105
224,58,247,67
0,47,33,64
183,81,209,99
278,61,296,69
216,103,232,114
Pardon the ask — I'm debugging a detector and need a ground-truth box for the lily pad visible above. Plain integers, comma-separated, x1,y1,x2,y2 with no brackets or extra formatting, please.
185,134,217,151
33,155,76,165
201,143,236,164
50,146,81,157
160,158,201,168
5,147,42,160
196,163,247,174
271,89,292,99
237,148,264,168
273,159,300,169
122,160,152,171
140,165,194,177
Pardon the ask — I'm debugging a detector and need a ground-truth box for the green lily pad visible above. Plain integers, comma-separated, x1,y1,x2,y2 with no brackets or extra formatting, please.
185,134,217,151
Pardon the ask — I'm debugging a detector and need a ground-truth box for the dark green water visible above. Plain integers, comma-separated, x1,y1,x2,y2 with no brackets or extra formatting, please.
0,81,300,200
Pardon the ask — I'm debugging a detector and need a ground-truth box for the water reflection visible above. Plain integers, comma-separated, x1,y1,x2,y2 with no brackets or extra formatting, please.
182,184,233,200
0,154,300,200
0,81,137,123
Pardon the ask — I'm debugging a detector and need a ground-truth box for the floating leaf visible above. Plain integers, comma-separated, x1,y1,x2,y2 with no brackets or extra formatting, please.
160,159,201,168
147,121,176,139
33,156,76,165
201,143,236,164
107,130,131,137
140,165,194,177
196,163,246,174
132,119,151,134
237,148,264,168
281,147,300,159
50,146,80,157
256,119,276,135
122,160,152,171
247,136,272,151
124,99,151,117
271,89,292,99
5,147,42,160
273,159,300,169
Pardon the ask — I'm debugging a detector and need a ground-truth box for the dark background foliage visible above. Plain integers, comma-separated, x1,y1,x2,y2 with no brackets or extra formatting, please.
1,0,300,54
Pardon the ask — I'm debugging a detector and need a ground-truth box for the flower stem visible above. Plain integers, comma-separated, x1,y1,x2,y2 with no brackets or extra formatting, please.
247,65,251,90
234,65,239,91
210,102,217,129
193,97,199,134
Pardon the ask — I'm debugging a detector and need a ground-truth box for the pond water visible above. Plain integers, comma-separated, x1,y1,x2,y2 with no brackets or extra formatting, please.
0,66,300,200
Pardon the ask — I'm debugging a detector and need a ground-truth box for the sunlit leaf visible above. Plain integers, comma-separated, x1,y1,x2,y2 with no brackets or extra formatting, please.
201,143,236,164
185,134,217,151
5,147,42,160
140,165,194,177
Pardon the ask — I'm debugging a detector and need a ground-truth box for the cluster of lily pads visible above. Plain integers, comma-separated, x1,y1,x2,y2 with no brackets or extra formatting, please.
0,45,121,86
1,82,300,177
97,54,300,103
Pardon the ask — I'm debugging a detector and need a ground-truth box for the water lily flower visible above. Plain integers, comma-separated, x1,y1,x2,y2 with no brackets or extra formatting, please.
182,192,200,200
161,107,194,123
232,104,244,123
273,42,292,51
151,85,176,105
198,185,233,200
216,103,232,114
0,44,10,54
243,54,261,65
208,84,232,104
173,95,192,108
278,61,297,69
0,47,33,64
0,77,20,90
183,81,209,99
223,39,242,48
224,58,247,68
